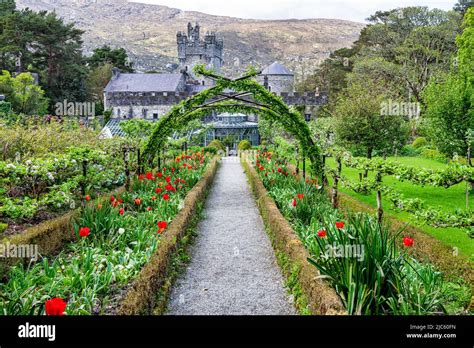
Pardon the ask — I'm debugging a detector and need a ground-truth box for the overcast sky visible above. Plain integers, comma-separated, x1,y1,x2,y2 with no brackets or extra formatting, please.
130,0,457,22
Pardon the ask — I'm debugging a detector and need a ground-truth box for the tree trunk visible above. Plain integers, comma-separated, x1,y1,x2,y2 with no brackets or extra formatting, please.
364,148,373,178
376,171,383,225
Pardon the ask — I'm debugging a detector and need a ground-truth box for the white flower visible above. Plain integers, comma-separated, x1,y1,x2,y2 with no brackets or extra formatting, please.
26,160,32,166
47,172,55,181
6,163,16,170
69,201,76,209
71,159,77,164
57,203,62,208
118,228,125,235
178,200,185,210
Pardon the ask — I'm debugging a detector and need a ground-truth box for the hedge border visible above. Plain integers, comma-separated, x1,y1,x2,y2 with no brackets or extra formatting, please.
242,158,345,315
117,158,219,315
0,186,126,277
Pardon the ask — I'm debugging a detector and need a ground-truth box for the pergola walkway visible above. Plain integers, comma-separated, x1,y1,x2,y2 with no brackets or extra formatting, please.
167,158,295,315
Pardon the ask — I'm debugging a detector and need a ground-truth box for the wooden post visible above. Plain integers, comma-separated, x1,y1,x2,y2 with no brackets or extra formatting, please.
123,147,130,192
376,171,383,225
331,156,342,208
137,148,142,176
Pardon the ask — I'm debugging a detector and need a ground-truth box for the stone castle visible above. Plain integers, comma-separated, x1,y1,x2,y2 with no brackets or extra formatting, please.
102,23,326,146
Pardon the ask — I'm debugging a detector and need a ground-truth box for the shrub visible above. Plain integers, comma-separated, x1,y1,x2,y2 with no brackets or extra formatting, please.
207,140,225,152
0,222,7,233
399,145,420,157
237,140,251,151
421,148,447,162
412,137,428,149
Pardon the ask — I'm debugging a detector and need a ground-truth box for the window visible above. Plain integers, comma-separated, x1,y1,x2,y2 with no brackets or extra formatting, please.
153,113,159,120
117,108,121,117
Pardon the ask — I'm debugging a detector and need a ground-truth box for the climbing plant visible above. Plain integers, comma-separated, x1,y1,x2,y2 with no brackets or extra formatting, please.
144,65,324,180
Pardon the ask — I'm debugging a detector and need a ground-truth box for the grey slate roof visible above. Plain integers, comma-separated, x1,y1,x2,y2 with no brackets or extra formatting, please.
261,62,294,76
104,73,184,93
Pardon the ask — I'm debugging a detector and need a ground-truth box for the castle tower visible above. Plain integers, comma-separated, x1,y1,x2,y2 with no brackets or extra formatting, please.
177,22,223,85
258,62,295,94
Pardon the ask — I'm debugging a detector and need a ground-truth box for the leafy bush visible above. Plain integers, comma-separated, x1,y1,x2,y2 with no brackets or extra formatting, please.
399,145,420,157
412,137,428,149
0,222,7,233
420,148,447,162
237,140,251,151
207,140,225,152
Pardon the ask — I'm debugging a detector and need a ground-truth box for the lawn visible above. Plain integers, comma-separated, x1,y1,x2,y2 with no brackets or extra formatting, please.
298,156,474,257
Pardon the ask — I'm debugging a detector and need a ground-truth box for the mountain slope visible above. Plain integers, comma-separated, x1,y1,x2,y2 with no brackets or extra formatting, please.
16,0,364,78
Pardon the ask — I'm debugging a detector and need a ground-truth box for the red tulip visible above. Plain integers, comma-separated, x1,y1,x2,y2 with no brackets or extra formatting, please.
79,227,90,238
119,208,125,216
317,229,327,238
147,207,152,212
138,174,145,181
118,198,124,204
45,298,67,316
297,193,305,200
157,221,168,230
403,237,414,247
292,199,297,207
165,176,171,183
146,172,154,180
97,203,103,210
151,196,157,201
85,195,91,202
113,200,119,208
163,194,170,201
335,221,345,229
165,184,174,191
110,195,115,203
155,187,163,194
157,172,163,178
278,168,282,173
134,198,142,206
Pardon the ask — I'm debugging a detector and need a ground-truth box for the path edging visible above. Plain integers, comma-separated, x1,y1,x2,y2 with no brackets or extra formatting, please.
117,158,220,315
242,158,346,315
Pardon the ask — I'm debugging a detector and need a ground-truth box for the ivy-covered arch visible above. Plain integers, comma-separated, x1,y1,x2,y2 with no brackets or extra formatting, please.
144,66,324,179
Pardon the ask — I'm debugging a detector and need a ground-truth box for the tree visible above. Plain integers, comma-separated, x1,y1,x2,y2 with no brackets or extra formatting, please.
333,77,409,166
88,46,134,72
454,0,473,16
423,8,474,158
86,63,113,115
0,70,48,115
0,0,15,16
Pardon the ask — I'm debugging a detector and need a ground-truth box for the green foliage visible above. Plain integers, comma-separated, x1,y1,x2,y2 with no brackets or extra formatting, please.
207,139,225,152
412,137,428,149
420,148,447,162
0,222,8,233
333,79,409,158
0,8,88,108
237,140,251,151
0,152,211,315
255,151,465,314
88,45,134,72
145,65,324,180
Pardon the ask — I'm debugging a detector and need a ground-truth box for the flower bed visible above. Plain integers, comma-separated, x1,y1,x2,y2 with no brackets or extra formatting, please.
0,146,125,235
246,151,471,315
0,151,213,315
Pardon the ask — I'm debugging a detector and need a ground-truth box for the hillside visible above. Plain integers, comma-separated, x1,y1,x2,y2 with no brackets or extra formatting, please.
16,0,364,78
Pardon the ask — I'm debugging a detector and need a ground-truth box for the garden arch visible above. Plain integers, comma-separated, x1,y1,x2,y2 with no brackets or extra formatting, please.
144,66,324,179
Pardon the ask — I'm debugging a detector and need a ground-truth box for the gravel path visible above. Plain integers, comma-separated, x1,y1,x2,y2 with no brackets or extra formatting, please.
166,158,296,315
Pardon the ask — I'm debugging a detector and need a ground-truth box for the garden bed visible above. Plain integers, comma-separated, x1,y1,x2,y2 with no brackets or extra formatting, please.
242,157,345,315
0,151,216,315
243,151,471,315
